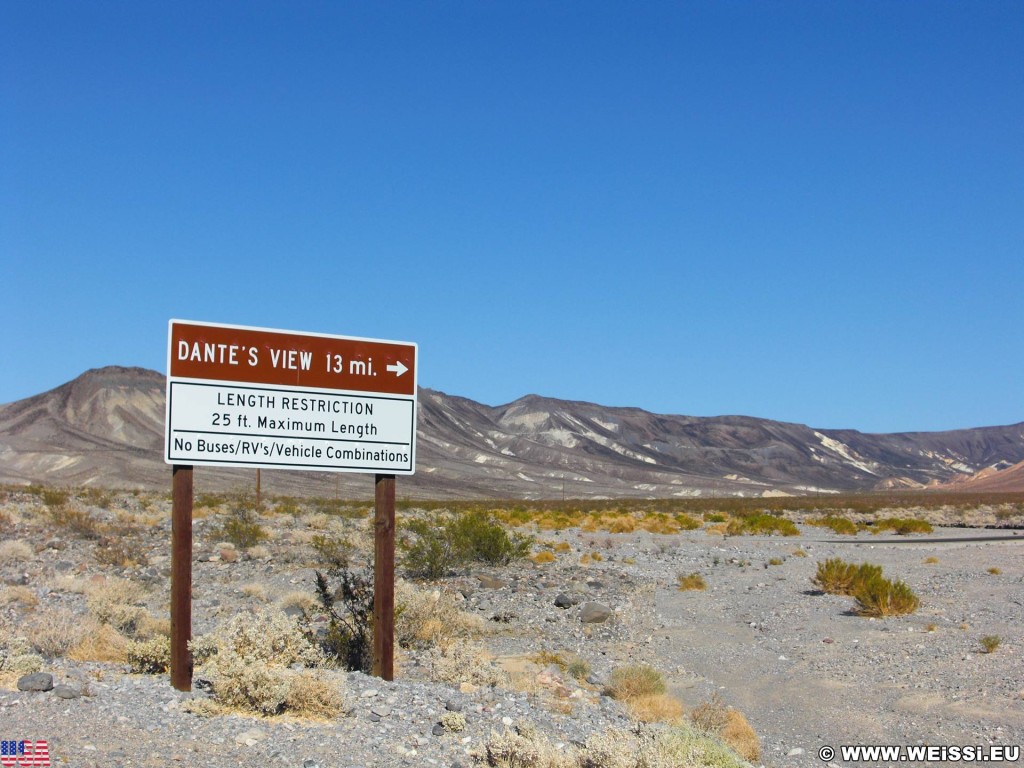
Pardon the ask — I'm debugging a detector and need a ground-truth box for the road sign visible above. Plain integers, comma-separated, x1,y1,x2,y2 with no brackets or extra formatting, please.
165,320,417,474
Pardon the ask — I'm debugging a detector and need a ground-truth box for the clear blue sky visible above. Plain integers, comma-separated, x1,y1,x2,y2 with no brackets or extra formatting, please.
3,2,1021,433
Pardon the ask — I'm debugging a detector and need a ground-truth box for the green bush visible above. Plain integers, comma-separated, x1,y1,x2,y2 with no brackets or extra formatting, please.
980,635,1001,654
303,569,374,673
813,558,882,596
871,517,933,535
214,501,268,549
402,511,532,579
726,514,799,537
674,513,703,530
448,510,533,566
310,534,352,571
853,574,920,617
808,515,858,535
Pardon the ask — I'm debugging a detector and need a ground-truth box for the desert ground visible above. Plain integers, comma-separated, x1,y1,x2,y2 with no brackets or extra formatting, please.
1,487,1021,767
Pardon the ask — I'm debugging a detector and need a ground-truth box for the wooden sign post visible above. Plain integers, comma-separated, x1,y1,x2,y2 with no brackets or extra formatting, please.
165,320,417,690
170,464,193,691
372,474,396,680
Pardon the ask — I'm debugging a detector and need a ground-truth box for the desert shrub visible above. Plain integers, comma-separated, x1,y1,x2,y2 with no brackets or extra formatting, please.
812,558,882,596
49,504,102,539
310,534,352,570
626,693,685,723
94,533,147,567
532,551,556,564
85,578,148,635
853,574,920,617
198,607,328,715
674,513,703,530
449,510,534,566
923,556,940,564
474,721,751,768
704,512,728,523
689,693,760,762
403,518,460,580
606,664,666,701
284,670,347,718
767,557,784,566
214,505,268,549
0,586,37,609
871,517,933,535
402,511,532,580
78,487,113,509
567,658,591,681
303,569,374,672
278,591,316,614
41,488,69,507
428,639,509,688
987,567,1002,575
808,515,858,535
127,636,171,674
726,514,799,537
24,606,88,657
67,621,129,663
210,654,290,715
395,581,481,650
980,635,1001,654
440,710,467,733
677,572,707,591
0,540,33,564
0,634,44,675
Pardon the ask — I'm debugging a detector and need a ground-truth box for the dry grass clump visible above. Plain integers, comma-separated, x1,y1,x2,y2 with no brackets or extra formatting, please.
870,517,933,535
67,621,129,663
85,577,149,634
532,551,556,564
677,572,707,591
807,515,858,535
626,693,685,724
606,664,666,701
0,540,33,564
606,663,688,724
49,503,103,539
690,694,761,762
395,581,482,650
726,514,799,537
23,605,89,657
923,556,940,564
0,586,38,609
428,639,510,688
472,720,751,768
987,567,1002,575
284,670,348,719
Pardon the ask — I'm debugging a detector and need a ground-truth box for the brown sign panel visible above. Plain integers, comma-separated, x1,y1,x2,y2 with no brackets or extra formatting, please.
169,320,416,396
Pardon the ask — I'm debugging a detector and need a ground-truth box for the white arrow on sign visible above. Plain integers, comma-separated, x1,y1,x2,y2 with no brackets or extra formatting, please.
387,361,408,377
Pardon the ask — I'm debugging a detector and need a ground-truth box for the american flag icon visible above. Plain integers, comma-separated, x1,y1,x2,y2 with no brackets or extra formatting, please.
0,740,50,767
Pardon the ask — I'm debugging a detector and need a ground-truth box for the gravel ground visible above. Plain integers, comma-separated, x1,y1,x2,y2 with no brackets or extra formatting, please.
2,495,1022,768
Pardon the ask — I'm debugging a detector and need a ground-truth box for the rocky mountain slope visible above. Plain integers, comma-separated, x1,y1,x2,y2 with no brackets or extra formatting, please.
2,366,1023,498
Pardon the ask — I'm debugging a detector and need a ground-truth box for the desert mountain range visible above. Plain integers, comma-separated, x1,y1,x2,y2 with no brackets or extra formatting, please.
1,366,1023,498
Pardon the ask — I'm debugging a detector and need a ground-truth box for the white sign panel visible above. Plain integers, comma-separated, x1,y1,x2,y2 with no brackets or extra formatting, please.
165,320,417,474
